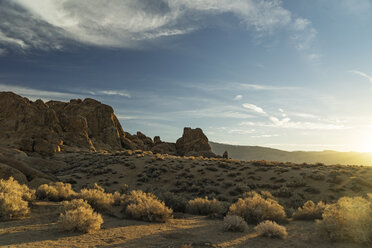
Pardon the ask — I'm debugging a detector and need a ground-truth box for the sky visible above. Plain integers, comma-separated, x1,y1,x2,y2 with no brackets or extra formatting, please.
1,0,372,152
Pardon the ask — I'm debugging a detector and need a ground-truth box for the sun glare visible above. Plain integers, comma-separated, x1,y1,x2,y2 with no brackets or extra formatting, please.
360,133,372,153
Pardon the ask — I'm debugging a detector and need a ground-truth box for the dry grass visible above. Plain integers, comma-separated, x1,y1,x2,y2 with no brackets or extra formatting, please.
79,184,115,213
254,220,288,239
223,215,248,232
292,200,326,220
36,182,77,201
0,177,34,220
187,197,224,217
228,191,286,224
58,199,103,233
122,190,173,222
317,195,372,243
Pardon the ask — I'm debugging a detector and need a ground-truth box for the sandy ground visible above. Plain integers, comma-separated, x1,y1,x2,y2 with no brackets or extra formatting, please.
0,201,367,248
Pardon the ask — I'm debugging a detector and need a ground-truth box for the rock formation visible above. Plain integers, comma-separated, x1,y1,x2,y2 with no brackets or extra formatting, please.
0,92,216,157
0,92,128,155
176,127,213,156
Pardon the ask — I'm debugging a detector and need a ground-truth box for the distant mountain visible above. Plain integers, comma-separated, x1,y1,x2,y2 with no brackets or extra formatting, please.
210,141,372,166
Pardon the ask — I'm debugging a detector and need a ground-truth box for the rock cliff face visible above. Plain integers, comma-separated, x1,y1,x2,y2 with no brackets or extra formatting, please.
0,92,216,157
176,127,212,156
0,92,127,154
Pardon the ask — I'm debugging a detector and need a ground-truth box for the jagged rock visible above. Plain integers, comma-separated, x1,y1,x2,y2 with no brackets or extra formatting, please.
151,142,177,155
154,136,161,145
223,150,229,159
0,92,128,154
176,127,214,156
0,92,63,155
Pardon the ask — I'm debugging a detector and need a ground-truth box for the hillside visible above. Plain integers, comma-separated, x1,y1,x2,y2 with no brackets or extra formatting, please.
210,142,372,166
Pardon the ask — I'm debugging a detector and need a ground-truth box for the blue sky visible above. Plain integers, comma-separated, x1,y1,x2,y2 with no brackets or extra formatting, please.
1,0,372,152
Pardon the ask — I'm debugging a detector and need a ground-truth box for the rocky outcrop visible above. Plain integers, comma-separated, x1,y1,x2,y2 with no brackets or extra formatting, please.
0,92,128,154
0,92,216,158
176,127,213,156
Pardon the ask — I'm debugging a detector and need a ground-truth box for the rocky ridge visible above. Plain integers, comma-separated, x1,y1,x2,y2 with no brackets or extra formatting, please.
0,92,215,157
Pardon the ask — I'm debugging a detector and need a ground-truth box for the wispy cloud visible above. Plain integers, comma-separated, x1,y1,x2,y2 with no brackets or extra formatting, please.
0,83,82,101
349,70,372,83
239,83,298,91
96,90,131,98
0,0,316,52
242,103,267,115
234,94,243,100
240,118,347,130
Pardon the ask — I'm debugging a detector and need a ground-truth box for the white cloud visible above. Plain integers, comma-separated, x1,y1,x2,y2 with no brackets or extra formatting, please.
292,18,311,31
239,83,298,90
349,70,372,83
234,94,243,100
251,134,279,138
97,90,131,98
0,0,316,51
228,129,255,135
242,103,266,115
240,118,348,130
0,83,82,101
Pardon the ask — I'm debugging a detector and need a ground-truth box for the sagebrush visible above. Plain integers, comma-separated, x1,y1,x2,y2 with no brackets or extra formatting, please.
292,200,326,220
58,199,103,233
228,191,286,224
223,215,248,232
36,182,76,201
0,177,34,220
122,190,173,222
317,196,372,243
187,197,224,217
254,220,288,239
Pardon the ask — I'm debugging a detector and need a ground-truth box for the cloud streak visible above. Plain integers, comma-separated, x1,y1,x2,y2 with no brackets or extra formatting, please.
242,103,267,115
0,0,317,52
349,70,372,83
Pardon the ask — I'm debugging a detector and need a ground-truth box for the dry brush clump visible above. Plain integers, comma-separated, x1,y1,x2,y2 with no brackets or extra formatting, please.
0,177,35,220
292,200,326,220
121,190,173,222
36,182,77,201
187,197,225,217
79,184,116,213
228,191,286,224
254,220,288,239
58,199,103,233
223,215,248,232
317,195,372,243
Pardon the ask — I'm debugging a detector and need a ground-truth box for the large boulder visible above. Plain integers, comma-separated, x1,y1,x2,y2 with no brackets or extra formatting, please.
175,127,214,156
0,92,129,154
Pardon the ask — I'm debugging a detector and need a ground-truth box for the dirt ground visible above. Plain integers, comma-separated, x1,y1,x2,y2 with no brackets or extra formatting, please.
0,201,368,248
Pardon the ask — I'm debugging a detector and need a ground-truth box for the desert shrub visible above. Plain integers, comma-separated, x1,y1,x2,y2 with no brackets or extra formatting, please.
187,197,224,217
122,190,173,222
228,192,286,224
317,196,372,243
79,184,115,213
292,200,326,220
155,191,188,212
0,177,34,220
36,182,77,201
273,186,292,198
242,191,276,200
58,199,103,233
0,177,35,201
254,220,288,239
223,215,248,232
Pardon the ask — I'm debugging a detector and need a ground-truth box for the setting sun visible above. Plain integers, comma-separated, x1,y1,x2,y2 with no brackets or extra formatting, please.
358,133,372,153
